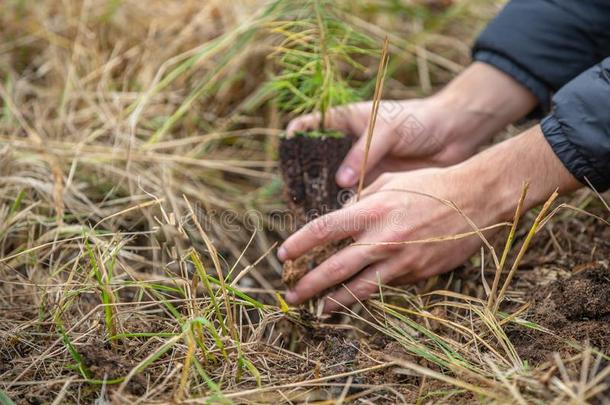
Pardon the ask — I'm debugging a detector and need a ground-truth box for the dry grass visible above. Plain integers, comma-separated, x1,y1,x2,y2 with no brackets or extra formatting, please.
1,0,610,403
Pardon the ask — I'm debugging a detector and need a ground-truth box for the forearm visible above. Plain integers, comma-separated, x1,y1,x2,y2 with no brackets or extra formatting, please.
432,62,538,153
451,125,582,222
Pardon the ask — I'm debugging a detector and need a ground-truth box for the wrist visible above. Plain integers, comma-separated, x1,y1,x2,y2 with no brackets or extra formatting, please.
431,62,538,147
449,125,582,224
437,62,537,117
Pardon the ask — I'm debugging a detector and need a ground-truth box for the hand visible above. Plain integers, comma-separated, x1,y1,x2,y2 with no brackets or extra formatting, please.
279,167,487,313
287,62,538,188
278,126,581,313
288,99,462,186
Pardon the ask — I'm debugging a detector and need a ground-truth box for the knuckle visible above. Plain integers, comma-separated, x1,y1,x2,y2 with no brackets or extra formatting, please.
381,230,410,251
381,237,403,252
308,217,332,240
368,199,393,219
353,206,386,234
366,204,389,221
392,259,410,276
368,243,390,260
325,258,347,281
351,282,375,300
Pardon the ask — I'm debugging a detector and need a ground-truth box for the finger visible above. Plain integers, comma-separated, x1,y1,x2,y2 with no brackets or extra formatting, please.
345,156,442,190
358,161,434,198
278,200,378,261
391,272,423,286
285,244,380,304
336,128,395,188
323,258,405,313
323,105,364,134
391,266,442,286
286,113,320,135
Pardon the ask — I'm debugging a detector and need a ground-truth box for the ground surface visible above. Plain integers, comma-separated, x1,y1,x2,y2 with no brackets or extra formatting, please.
1,0,610,404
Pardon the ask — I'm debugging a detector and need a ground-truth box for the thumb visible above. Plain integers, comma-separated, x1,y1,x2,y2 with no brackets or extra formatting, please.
336,128,393,188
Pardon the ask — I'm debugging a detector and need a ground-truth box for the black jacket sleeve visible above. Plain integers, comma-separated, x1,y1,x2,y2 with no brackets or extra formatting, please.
541,58,610,192
472,0,610,114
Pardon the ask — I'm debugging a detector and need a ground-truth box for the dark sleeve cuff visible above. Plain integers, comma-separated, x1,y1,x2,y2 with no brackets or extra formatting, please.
541,57,610,192
473,50,551,117
472,0,610,119
541,114,609,191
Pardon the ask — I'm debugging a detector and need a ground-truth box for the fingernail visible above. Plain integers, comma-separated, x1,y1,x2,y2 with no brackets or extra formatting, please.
277,246,287,262
285,290,297,303
337,166,357,187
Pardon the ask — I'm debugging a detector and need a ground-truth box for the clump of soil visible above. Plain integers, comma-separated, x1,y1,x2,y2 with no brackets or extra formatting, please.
279,132,353,226
279,131,354,287
282,239,352,287
510,263,610,364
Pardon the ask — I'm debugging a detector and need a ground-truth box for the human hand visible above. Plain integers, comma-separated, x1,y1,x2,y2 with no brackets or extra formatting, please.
287,62,538,188
288,99,463,186
278,166,487,313
278,125,581,313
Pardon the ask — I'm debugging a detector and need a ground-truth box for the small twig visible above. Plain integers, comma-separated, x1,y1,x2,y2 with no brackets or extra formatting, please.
357,36,390,201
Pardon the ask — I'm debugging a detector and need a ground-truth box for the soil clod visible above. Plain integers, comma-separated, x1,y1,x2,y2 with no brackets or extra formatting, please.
279,131,354,286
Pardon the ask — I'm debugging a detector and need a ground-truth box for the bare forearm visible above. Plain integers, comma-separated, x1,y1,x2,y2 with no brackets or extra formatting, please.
451,125,582,222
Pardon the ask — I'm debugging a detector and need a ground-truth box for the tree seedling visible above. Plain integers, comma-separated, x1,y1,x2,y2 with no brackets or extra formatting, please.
266,0,377,286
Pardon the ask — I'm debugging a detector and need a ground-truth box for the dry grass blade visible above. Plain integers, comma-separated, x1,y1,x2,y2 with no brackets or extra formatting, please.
494,190,560,312
184,196,238,341
487,182,529,309
388,357,502,400
357,36,390,201
353,222,510,248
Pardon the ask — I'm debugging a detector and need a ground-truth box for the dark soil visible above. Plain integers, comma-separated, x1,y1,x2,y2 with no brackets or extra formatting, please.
279,131,354,286
268,317,420,402
80,342,147,395
509,263,610,364
278,132,353,227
